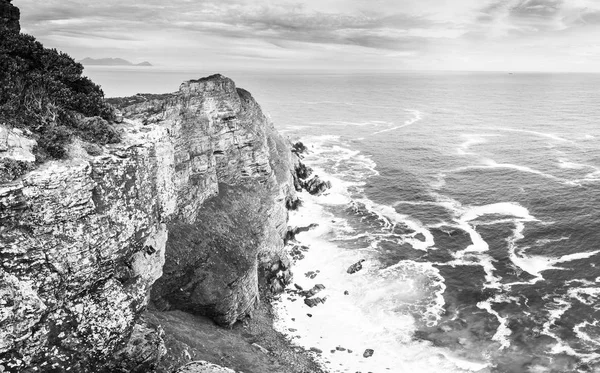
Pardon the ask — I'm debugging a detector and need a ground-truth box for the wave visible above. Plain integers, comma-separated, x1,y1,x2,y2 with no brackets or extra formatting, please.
308,120,391,127
460,202,535,222
451,159,563,182
373,109,423,135
487,128,574,143
477,294,513,349
272,135,491,372
457,134,501,156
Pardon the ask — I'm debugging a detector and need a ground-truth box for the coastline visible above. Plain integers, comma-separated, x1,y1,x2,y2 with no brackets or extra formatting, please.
147,294,326,373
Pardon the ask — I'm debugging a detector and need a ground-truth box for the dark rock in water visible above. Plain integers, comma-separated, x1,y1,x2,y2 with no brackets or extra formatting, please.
286,196,303,210
290,245,307,261
307,313,313,317
301,284,326,298
344,290,349,295
310,347,322,354
336,346,346,351
414,233,426,242
304,297,327,308
302,176,332,195
347,259,366,274
363,349,374,358
295,162,313,180
265,258,293,295
305,271,319,279
292,142,308,155
286,224,319,243
294,283,304,291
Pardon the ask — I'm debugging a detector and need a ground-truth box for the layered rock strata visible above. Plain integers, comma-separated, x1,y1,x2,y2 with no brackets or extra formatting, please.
0,74,300,371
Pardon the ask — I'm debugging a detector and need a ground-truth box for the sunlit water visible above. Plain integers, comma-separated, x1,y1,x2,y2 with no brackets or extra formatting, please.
89,68,600,373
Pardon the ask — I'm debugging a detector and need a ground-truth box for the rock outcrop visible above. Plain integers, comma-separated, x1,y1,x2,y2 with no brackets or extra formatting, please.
0,74,299,371
0,0,20,32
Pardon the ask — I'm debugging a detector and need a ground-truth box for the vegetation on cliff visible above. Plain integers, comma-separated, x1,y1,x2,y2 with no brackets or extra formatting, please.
0,20,118,160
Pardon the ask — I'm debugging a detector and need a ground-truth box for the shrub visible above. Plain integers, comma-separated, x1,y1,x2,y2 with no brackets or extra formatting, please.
0,158,32,182
0,26,119,159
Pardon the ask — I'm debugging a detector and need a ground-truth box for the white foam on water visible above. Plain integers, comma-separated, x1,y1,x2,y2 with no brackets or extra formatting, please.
535,236,570,246
279,125,309,134
356,197,436,252
273,195,489,373
476,294,515,350
490,128,574,143
574,321,600,348
272,135,492,373
460,202,536,222
452,158,600,187
308,120,391,127
373,109,424,135
457,134,501,156
509,233,600,282
540,290,600,364
557,159,590,170
299,100,396,109
567,287,600,306
482,159,561,181
542,297,577,355
442,199,537,289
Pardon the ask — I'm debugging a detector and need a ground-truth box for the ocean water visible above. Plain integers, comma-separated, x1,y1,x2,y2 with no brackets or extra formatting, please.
88,68,600,373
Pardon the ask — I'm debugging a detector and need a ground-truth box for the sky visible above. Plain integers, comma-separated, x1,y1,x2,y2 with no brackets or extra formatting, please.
13,0,600,72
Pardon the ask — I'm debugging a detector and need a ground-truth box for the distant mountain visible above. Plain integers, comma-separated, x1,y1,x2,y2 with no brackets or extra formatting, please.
79,57,153,67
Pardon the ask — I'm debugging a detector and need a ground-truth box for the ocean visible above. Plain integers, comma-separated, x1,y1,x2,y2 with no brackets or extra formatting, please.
87,68,600,373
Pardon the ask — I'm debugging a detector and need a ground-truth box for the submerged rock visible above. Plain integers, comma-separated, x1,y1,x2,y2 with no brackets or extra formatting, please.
347,259,366,274
363,349,374,358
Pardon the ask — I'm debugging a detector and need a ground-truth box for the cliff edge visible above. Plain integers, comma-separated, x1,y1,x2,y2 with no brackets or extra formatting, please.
0,74,301,372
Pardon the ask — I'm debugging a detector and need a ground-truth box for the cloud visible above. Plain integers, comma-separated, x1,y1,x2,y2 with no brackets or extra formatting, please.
11,0,600,71
14,0,459,52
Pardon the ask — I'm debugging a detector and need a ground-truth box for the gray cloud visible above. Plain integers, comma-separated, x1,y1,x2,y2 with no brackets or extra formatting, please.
15,0,449,52
12,0,600,71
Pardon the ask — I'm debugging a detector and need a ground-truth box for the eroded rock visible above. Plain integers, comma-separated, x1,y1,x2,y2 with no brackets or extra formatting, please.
0,74,299,370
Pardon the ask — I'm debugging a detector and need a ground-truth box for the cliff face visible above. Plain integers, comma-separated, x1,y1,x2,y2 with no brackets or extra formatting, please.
0,75,298,372
0,0,19,32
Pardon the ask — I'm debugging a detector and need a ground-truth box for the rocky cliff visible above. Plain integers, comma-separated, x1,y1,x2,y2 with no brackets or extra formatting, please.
0,75,301,372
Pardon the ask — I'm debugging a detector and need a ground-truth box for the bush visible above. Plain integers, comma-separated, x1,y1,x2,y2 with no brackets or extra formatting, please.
0,27,119,159
0,158,32,182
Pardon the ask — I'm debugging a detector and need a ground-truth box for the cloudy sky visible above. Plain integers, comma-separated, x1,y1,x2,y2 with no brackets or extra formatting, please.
13,0,600,71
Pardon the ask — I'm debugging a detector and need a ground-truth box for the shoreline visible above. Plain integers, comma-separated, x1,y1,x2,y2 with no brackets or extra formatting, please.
148,296,327,373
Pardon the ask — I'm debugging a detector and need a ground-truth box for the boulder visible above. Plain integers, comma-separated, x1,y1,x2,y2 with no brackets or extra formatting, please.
347,259,366,274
